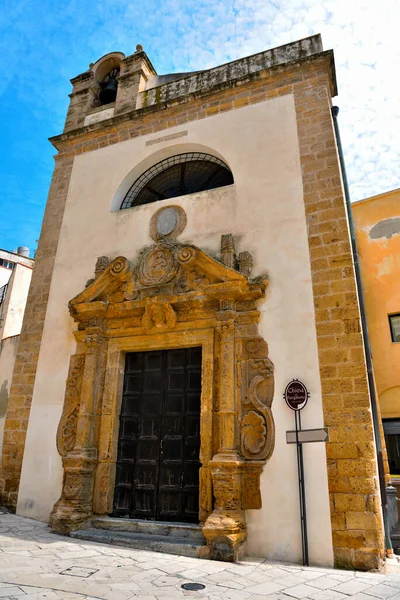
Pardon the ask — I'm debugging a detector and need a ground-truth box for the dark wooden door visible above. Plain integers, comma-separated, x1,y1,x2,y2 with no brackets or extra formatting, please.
113,347,202,523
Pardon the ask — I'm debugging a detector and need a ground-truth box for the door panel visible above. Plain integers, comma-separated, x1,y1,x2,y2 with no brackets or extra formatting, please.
113,347,201,522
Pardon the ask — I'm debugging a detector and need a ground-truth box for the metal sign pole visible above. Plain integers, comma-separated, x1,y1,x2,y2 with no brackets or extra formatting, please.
284,379,314,568
296,410,309,566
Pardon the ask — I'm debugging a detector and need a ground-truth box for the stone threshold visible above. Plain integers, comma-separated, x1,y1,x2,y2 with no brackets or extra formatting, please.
70,516,208,559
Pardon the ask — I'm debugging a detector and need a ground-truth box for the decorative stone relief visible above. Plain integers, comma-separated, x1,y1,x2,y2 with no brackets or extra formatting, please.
137,244,179,286
238,251,253,276
242,411,266,454
239,339,275,462
221,234,236,269
56,354,85,457
52,228,275,562
142,299,177,330
95,256,110,278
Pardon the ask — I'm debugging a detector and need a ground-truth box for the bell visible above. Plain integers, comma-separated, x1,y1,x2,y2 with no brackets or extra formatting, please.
99,74,118,105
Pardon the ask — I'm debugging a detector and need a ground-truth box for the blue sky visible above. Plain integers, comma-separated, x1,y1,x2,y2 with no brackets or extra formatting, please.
1,0,399,255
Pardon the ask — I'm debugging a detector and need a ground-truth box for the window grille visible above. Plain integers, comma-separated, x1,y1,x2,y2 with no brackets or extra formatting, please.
120,153,234,209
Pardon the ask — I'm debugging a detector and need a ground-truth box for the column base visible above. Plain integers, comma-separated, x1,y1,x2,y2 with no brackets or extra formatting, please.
203,508,247,561
50,452,96,534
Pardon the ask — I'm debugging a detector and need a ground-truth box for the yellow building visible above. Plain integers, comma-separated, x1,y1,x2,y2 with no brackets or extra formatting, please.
353,188,400,476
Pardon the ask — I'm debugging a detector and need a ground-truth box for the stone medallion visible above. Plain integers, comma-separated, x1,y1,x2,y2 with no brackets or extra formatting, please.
157,207,178,236
137,245,179,286
150,205,187,241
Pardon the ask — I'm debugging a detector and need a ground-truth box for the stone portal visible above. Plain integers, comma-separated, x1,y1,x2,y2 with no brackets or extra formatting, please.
50,211,275,561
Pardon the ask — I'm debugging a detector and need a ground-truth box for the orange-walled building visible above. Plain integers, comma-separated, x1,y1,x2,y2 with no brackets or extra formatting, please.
353,188,400,478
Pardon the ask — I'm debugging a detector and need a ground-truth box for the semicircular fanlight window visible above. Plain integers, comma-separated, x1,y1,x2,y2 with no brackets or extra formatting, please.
120,152,234,209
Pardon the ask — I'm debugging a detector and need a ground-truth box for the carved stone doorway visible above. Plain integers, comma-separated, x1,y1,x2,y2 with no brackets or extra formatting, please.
113,347,202,523
50,212,276,561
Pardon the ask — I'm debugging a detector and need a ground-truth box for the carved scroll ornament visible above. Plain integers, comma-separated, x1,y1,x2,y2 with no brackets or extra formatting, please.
240,341,275,461
56,354,85,457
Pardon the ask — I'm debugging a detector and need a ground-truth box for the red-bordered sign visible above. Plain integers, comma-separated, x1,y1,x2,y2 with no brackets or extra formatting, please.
284,379,309,411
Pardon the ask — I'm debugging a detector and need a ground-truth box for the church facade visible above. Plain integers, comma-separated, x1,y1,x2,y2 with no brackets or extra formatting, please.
0,35,385,569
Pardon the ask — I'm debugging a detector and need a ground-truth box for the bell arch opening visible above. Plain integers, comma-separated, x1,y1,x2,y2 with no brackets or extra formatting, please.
119,152,234,210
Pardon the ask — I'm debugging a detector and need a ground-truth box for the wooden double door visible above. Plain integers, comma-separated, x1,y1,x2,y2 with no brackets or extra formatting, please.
113,347,202,523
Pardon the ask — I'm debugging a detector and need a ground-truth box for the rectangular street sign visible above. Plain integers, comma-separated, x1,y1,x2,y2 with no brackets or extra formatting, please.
286,428,329,444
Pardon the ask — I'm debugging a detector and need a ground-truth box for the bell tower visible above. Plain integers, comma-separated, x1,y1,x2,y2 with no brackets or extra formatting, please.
64,45,156,132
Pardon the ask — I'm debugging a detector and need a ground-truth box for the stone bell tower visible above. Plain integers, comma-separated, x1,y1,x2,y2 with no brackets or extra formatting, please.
64,45,156,132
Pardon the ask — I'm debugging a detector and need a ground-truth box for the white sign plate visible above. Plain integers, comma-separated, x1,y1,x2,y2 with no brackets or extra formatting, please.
286,428,329,444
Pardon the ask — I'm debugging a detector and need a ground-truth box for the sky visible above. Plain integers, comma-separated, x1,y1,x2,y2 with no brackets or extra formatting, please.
1,0,399,255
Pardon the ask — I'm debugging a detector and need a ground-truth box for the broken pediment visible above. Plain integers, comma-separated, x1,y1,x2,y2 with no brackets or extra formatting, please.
69,237,268,325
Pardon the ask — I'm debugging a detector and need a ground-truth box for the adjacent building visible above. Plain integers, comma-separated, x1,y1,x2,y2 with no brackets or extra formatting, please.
0,35,386,570
353,189,400,490
0,247,34,458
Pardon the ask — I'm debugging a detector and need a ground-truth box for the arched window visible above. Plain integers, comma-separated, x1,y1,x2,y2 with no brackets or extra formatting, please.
120,152,234,209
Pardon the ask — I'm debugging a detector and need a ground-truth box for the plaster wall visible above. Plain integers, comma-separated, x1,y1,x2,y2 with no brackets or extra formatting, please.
1,264,33,340
0,336,19,457
17,95,334,566
353,190,400,419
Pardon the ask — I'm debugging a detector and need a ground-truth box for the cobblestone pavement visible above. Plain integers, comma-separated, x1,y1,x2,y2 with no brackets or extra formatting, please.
1,514,400,600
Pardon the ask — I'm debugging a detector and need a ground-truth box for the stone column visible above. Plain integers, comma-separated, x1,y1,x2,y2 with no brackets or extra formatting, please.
216,319,238,457
74,333,103,451
203,315,247,561
64,71,96,133
114,48,156,115
50,332,103,533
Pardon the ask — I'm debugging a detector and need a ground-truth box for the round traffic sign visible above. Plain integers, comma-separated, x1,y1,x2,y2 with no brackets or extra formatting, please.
284,379,309,411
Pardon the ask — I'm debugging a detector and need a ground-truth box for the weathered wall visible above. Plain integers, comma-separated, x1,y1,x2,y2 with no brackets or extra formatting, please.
353,190,400,419
0,156,74,508
0,336,19,458
17,96,334,565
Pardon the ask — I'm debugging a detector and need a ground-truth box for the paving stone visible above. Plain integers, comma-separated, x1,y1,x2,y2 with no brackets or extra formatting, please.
272,574,309,587
308,591,350,600
284,583,323,598
362,584,400,598
0,588,26,598
309,576,345,590
350,593,381,600
1,514,400,600
246,581,285,595
296,570,327,581
333,580,373,595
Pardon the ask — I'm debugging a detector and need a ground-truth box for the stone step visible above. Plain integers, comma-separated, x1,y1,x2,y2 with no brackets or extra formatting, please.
391,529,400,553
92,516,205,542
70,527,207,558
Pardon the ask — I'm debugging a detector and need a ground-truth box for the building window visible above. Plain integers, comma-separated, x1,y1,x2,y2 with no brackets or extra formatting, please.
0,258,13,270
389,314,400,343
120,153,234,209
383,420,400,475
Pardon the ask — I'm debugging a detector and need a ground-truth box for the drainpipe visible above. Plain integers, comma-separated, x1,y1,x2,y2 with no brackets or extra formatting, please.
331,106,392,556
